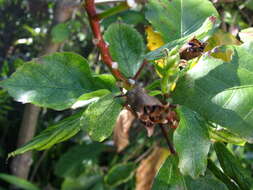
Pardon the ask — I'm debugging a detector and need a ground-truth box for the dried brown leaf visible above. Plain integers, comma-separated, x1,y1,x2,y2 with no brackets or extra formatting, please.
136,147,170,190
113,109,135,152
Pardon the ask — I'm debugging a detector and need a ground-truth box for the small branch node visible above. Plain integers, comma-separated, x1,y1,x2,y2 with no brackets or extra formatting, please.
92,38,100,45
112,62,119,69
128,78,136,85
126,0,138,8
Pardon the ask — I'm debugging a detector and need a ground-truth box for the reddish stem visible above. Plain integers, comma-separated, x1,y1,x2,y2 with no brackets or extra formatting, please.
133,59,148,80
84,0,129,84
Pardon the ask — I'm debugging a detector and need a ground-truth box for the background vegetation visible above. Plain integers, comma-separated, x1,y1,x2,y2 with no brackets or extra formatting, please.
1,0,253,189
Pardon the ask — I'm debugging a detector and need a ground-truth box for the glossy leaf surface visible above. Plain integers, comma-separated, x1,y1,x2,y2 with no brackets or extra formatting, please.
174,106,211,178
8,111,82,157
173,43,253,142
145,0,218,42
145,16,218,61
81,93,122,142
0,52,94,110
104,23,145,77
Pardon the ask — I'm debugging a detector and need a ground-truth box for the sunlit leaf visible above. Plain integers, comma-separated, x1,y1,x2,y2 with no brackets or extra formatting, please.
174,106,211,178
173,42,253,142
81,93,122,142
104,23,145,77
0,52,94,110
239,27,253,43
8,111,82,157
145,16,218,61
145,0,218,42
71,89,110,109
209,127,246,146
206,30,241,51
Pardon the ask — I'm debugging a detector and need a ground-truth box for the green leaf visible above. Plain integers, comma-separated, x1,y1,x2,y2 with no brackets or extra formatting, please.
244,0,253,11
239,27,253,43
51,23,70,43
105,162,135,187
152,156,228,190
71,89,111,109
209,127,246,146
185,170,229,190
104,23,145,77
152,156,187,190
0,52,94,110
214,142,253,190
145,16,218,61
173,42,253,142
62,175,104,190
102,10,145,28
145,0,218,42
8,111,82,157
0,173,40,190
207,159,240,190
81,93,122,142
174,106,211,178
92,74,118,92
55,143,104,178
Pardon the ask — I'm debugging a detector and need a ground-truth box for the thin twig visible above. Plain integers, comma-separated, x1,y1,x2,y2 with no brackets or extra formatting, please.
84,0,130,85
159,124,176,154
134,145,155,163
133,60,148,80
30,150,49,181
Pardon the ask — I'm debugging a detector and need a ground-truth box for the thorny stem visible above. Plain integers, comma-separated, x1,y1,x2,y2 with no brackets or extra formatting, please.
159,124,176,154
84,0,130,85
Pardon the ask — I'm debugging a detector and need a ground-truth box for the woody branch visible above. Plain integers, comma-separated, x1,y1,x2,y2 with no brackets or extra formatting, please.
84,0,130,85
